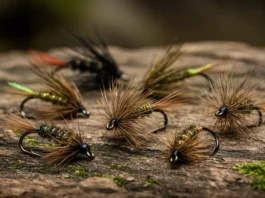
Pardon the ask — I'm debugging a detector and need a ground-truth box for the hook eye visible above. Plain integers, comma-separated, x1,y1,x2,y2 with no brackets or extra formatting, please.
106,119,119,130
77,106,90,118
170,150,180,164
86,151,95,160
121,73,130,82
106,123,115,130
78,110,90,118
215,105,228,117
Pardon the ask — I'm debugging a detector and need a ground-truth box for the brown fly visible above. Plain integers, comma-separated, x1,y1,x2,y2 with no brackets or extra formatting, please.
8,68,89,119
163,125,219,164
203,72,264,135
141,45,214,99
2,114,94,165
98,82,183,145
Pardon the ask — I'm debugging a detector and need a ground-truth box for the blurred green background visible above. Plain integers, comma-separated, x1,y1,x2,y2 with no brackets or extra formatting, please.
1,0,265,51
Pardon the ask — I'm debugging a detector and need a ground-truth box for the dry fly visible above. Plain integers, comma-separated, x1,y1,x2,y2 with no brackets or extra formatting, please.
141,45,214,99
8,68,89,119
98,83,183,145
2,114,94,165
163,125,219,164
29,33,129,88
203,72,264,135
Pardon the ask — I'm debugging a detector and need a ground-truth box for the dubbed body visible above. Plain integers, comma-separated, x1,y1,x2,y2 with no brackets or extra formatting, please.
38,92,67,105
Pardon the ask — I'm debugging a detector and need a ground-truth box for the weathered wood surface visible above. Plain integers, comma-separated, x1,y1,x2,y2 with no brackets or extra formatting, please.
0,41,265,198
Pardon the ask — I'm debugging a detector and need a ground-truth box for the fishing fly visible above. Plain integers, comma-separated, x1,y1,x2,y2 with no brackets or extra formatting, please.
163,125,219,164
30,33,129,88
203,72,264,135
141,45,214,99
8,68,89,119
99,83,183,145
2,114,94,165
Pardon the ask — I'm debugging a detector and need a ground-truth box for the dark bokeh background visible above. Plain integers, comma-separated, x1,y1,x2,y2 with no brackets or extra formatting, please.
1,0,265,51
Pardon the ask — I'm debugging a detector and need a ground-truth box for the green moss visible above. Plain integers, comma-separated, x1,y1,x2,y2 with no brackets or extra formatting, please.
63,173,72,179
95,174,129,188
35,167,46,172
95,174,113,179
139,156,149,159
110,164,129,171
9,160,24,169
34,166,55,174
113,177,130,187
144,175,162,188
23,136,56,147
234,161,265,190
25,137,39,147
216,153,224,156
68,165,89,178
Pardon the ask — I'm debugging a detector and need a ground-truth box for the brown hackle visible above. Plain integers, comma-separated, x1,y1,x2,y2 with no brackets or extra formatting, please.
163,128,212,163
2,113,93,165
203,72,264,135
